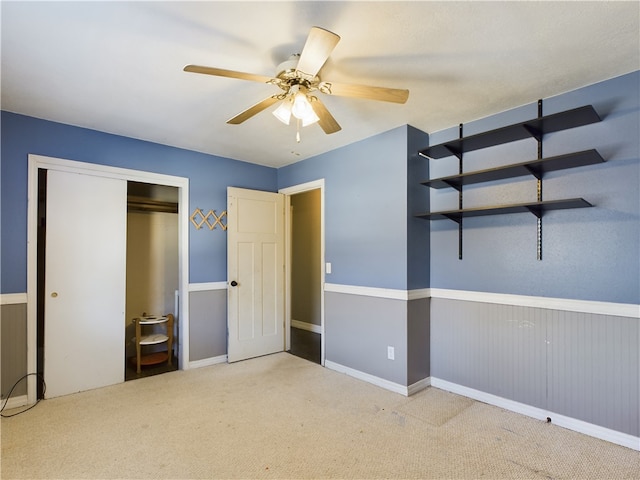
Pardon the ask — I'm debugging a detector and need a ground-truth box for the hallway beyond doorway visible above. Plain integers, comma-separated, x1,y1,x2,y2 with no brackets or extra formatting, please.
289,327,320,364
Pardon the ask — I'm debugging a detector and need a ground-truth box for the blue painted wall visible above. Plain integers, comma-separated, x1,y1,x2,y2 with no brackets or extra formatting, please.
428,71,639,304
278,125,430,290
0,112,277,292
2,71,637,303
407,125,431,290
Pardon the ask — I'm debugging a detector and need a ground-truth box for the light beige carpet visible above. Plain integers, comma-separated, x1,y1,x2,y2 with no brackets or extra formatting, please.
2,353,638,479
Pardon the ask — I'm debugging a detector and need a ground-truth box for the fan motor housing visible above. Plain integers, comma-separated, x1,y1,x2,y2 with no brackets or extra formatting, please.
275,54,319,88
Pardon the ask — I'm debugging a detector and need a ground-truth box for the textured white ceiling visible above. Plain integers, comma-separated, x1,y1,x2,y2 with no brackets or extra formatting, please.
2,1,638,168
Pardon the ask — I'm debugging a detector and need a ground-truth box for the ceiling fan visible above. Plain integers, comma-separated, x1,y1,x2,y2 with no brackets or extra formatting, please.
183,26,409,138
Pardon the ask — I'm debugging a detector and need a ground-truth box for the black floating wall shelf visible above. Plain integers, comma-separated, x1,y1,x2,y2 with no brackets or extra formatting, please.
422,149,605,190
419,105,601,160
415,198,593,223
416,101,603,260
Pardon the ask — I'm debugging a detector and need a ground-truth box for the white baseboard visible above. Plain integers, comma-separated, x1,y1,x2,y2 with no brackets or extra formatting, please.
1,394,29,410
188,354,227,369
431,378,640,452
324,360,430,397
291,319,322,334
408,376,431,396
325,360,408,395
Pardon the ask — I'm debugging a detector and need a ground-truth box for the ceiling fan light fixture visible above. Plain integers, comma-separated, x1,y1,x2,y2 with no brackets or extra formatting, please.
186,26,408,137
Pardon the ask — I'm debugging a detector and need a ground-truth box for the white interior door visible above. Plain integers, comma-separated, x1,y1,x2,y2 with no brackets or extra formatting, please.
44,170,127,398
227,187,285,362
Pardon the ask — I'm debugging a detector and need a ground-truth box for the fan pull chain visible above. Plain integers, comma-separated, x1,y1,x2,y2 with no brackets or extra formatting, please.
296,118,301,143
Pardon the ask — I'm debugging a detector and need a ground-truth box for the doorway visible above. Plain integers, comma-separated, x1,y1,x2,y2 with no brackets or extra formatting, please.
281,180,325,366
289,189,322,364
27,155,189,402
124,182,179,380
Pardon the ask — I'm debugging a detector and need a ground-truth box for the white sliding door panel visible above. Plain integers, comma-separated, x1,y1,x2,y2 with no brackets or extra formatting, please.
44,170,127,398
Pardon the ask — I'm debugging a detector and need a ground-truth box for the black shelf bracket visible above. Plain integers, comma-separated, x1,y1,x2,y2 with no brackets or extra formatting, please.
444,145,463,161
536,99,543,260
522,124,543,142
523,164,543,180
443,179,463,192
443,213,463,224
457,123,463,260
526,205,544,219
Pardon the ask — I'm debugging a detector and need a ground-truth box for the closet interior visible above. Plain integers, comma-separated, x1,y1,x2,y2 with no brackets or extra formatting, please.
125,181,179,380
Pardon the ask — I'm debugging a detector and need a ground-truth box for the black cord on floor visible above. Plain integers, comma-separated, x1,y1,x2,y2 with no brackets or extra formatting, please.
0,373,46,418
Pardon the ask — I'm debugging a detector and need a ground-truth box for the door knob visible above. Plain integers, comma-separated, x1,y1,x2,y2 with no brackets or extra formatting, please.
230,281,238,287
51,292,58,298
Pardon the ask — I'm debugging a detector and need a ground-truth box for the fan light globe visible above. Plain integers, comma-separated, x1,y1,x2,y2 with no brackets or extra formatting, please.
292,93,319,126
274,90,319,127
272,101,292,125
301,108,320,127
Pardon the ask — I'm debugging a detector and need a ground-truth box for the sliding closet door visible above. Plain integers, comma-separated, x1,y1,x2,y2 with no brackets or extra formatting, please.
44,170,127,398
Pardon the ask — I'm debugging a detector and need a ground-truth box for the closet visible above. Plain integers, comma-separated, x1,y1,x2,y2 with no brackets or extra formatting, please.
125,182,179,380
33,156,188,401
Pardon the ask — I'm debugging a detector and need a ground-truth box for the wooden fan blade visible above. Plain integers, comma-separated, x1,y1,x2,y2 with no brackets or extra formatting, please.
324,82,409,104
310,98,341,134
227,96,280,124
184,65,275,84
296,27,341,77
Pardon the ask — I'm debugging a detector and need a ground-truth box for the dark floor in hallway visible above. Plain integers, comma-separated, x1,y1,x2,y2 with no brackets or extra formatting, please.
289,327,321,364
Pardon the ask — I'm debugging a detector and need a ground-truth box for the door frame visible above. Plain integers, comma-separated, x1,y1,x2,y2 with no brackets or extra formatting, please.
26,154,190,404
279,179,325,366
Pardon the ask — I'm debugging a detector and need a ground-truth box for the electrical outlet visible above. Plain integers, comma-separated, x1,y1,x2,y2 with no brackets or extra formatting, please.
387,346,395,360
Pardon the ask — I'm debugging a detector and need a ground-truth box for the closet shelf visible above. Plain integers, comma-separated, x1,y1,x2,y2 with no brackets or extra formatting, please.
415,198,593,223
422,149,605,190
419,105,601,160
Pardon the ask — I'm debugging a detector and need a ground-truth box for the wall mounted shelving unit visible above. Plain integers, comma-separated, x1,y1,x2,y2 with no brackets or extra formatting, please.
416,102,604,259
